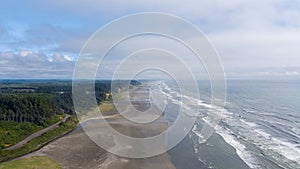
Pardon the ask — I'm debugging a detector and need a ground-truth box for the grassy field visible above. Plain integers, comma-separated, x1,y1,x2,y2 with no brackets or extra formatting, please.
78,101,116,121
0,156,61,169
99,101,114,114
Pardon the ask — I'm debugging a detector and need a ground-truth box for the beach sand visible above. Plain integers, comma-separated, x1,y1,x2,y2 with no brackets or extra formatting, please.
24,123,176,169
22,84,207,169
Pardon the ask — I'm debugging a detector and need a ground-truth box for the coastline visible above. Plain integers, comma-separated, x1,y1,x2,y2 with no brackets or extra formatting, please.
15,84,206,169
17,84,176,168
21,120,178,169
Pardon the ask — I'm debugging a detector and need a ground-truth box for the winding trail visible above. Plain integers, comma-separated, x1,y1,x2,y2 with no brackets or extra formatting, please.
5,115,71,150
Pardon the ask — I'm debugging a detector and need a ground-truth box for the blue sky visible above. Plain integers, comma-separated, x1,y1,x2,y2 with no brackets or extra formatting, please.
1,0,300,79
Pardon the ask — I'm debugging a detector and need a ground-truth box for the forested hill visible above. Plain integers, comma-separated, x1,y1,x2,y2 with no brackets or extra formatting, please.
0,80,114,150
0,80,114,124
0,94,60,126
0,80,140,125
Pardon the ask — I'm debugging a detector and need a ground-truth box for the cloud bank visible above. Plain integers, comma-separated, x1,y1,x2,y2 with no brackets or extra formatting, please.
0,0,300,79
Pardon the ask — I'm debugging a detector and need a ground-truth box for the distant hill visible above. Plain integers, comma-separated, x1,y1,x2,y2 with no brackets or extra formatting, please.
130,80,142,86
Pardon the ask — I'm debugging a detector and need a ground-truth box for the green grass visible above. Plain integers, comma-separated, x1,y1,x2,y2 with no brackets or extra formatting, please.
0,116,78,162
0,122,41,149
0,115,63,149
78,101,116,121
99,101,114,114
0,156,61,169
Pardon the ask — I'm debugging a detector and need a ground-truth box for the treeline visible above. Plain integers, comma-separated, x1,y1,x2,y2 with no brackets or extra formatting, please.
0,80,139,94
0,94,61,126
0,80,137,124
0,93,64,149
0,80,125,151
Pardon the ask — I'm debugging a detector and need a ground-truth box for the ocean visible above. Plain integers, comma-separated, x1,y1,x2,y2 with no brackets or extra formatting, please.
153,80,300,169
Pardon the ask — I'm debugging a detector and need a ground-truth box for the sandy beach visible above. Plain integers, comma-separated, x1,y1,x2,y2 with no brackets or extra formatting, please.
22,84,179,169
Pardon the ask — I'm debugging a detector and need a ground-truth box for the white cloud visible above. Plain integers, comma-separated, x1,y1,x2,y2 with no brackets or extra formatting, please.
2,0,300,78
0,50,75,78
209,29,300,67
19,50,33,57
63,54,73,61
285,71,299,76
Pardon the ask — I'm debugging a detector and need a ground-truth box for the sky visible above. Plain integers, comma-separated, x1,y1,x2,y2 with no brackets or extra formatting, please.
0,0,300,79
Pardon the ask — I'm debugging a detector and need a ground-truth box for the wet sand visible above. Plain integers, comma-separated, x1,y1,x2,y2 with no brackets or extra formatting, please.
24,123,175,169
23,85,178,169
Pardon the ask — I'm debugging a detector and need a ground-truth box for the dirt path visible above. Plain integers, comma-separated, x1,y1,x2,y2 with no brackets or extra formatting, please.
5,115,71,150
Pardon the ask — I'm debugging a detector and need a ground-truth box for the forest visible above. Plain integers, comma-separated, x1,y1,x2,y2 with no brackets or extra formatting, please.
0,80,113,150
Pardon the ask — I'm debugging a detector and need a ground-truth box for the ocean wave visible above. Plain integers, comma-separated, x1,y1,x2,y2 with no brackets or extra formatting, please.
215,126,261,169
160,82,258,168
191,123,260,169
223,116,300,168
252,128,300,167
154,81,300,169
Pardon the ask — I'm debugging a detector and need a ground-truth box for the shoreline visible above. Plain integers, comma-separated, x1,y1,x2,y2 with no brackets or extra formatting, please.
18,84,179,168
14,84,206,169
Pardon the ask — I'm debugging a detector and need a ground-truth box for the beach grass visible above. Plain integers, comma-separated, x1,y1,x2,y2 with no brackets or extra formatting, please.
0,156,61,169
99,101,114,113
78,101,116,122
